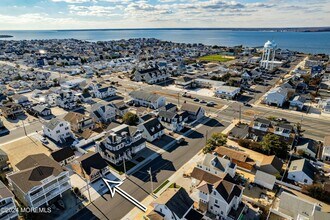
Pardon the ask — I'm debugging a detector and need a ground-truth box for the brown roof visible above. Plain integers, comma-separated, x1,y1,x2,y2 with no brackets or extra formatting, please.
63,112,91,125
261,155,283,172
0,181,13,199
190,167,235,184
146,210,164,220
9,154,66,193
214,146,249,162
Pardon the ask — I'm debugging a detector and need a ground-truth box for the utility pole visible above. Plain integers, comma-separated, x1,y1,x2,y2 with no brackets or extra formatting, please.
22,120,27,136
178,92,180,105
239,105,242,123
86,179,92,203
205,130,208,145
123,156,127,176
147,168,153,195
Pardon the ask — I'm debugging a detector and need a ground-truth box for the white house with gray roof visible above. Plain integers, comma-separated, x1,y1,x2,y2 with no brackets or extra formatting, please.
273,191,325,220
138,118,165,142
43,118,74,143
180,103,205,121
196,153,237,178
287,159,316,185
129,90,166,109
264,87,288,107
214,86,240,100
90,103,116,124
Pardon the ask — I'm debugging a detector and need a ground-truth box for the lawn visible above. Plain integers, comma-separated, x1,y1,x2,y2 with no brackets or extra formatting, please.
153,180,169,194
198,54,235,62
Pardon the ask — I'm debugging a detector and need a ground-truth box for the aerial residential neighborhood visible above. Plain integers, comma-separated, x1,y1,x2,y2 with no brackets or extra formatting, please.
0,37,329,220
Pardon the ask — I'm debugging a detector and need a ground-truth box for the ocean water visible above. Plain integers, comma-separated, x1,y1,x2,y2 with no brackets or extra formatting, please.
0,29,329,54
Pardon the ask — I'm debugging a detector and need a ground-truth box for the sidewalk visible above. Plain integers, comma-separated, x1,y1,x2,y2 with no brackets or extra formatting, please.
254,103,330,120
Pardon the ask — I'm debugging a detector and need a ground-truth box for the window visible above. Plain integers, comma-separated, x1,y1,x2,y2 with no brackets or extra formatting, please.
56,130,60,134
304,179,308,183
215,199,218,204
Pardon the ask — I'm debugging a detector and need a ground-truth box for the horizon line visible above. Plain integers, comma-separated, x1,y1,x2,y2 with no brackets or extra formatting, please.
1,26,330,32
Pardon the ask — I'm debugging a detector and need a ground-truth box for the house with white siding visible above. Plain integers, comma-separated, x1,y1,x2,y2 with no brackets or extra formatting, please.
138,118,165,142
43,118,74,143
197,179,244,219
129,90,166,109
97,123,146,165
7,154,71,209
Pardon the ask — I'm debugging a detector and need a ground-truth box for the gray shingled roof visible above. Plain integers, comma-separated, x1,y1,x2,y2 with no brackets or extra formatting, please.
129,90,161,102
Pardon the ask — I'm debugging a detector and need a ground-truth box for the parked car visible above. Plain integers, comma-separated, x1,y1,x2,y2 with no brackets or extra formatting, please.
200,100,206,104
193,98,199,102
40,137,49,145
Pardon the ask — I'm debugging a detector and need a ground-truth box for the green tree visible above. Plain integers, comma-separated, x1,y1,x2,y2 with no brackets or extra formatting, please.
261,134,288,158
123,112,139,126
203,133,227,154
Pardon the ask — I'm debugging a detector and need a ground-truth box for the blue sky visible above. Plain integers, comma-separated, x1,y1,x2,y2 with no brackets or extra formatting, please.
0,0,329,30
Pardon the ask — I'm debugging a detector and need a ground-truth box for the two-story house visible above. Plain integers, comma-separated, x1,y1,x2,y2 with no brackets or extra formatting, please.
109,100,130,117
71,152,110,183
43,118,74,143
50,147,75,166
158,109,189,132
27,104,52,117
214,86,240,100
287,159,316,185
129,90,166,109
0,181,18,220
197,179,244,219
249,117,296,147
63,112,95,133
7,154,71,209
92,85,116,99
133,67,170,84
180,103,205,121
97,123,146,165
90,103,116,124
138,118,165,142
149,188,203,220
196,153,237,178
264,87,288,107
0,102,24,119
11,94,31,107
56,90,79,110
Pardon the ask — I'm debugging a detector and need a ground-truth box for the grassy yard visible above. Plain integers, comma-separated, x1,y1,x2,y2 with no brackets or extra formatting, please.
153,180,169,194
198,54,235,62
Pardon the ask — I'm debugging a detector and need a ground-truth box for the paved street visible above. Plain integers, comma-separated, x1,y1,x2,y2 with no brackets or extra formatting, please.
71,118,228,220
0,121,42,145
